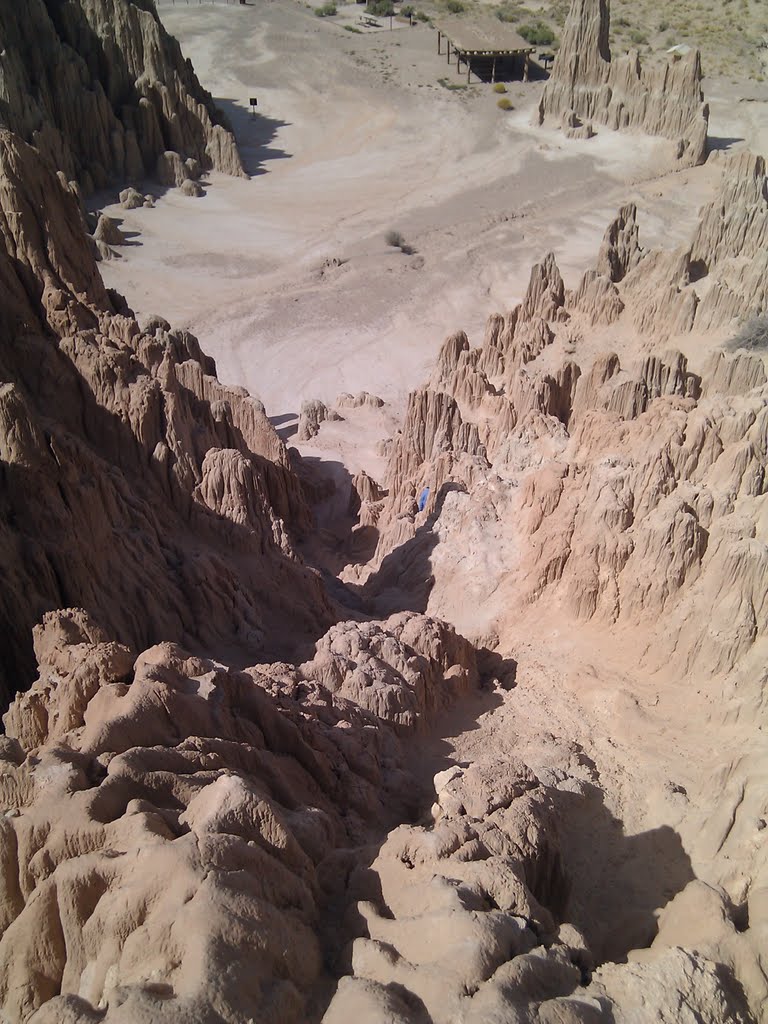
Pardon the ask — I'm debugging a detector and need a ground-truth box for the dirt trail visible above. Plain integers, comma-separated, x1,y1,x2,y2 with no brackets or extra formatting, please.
101,0,717,417
96,5,768,1008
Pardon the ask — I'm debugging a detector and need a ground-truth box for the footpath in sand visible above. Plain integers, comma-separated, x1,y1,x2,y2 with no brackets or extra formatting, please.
99,0,725,418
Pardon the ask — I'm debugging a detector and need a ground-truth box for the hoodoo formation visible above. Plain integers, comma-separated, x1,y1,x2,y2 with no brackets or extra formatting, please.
0,128,329,708
0,0,766,1021
0,0,244,193
537,0,709,165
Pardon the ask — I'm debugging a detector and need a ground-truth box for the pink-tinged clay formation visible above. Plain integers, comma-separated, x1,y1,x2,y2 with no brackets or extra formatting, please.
0,0,245,194
0,0,766,1020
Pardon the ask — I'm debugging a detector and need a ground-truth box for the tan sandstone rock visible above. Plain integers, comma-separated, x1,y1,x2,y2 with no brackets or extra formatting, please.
537,0,709,167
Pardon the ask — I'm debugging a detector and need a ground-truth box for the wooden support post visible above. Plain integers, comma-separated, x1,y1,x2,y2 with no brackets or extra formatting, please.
437,30,441,55
447,39,451,63
467,56,471,83
524,52,530,82
492,56,496,83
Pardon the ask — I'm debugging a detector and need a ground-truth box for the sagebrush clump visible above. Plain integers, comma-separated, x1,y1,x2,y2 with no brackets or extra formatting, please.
367,0,394,15
518,20,555,45
385,229,416,254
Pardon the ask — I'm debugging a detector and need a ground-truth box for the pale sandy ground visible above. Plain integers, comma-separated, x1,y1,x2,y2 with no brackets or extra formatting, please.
99,1,768,980
99,0,763,422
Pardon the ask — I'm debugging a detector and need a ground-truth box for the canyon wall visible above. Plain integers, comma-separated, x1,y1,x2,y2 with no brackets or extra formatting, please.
330,151,768,1022
0,2,764,1022
0,0,245,193
0,127,324,708
360,149,768,682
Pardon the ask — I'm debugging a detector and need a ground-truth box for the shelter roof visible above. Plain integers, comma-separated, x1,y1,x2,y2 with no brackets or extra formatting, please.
435,16,534,54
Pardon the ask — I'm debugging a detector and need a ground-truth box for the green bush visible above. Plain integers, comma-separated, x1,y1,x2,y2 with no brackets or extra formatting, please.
493,82,507,92
401,4,415,15
444,0,465,13
497,96,513,110
416,9,429,19
344,22,362,30
495,2,520,22
518,20,555,45
658,19,669,32
629,28,648,45
550,0,569,26
315,2,337,15
366,0,394,14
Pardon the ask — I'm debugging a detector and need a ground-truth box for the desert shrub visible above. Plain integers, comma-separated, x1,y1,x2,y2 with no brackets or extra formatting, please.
344,22,362,30
495,2,521,22
497,96,514,110
444,0,465,13
416,9,430,19
658,19,670,31
614,15,630,27
518,20,555,45
367,0,394,14
493,82,507,92
401,4,415,15
550,0,569,25
728,315,768,352
315,2,337,15
629,28,648,45
385,229,416,254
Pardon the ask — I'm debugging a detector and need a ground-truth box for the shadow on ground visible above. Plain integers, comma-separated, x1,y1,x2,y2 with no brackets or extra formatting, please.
552,783,695,963
707,135,745,152
297,454,464,618
216,98,292,176
458,54,551,83
270,411,299,441
356,482,466,614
